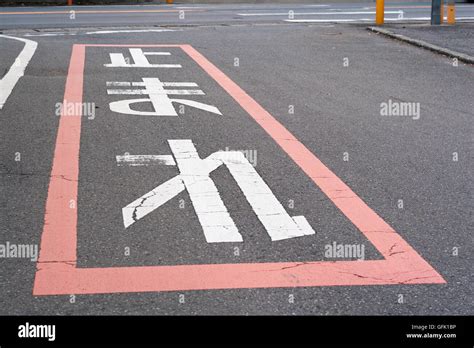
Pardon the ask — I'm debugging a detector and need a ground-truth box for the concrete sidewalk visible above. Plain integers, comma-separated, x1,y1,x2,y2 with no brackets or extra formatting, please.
369,23,474,63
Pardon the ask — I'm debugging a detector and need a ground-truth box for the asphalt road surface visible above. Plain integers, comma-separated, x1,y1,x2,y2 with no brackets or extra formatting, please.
0,4,473,315
1,2,474,29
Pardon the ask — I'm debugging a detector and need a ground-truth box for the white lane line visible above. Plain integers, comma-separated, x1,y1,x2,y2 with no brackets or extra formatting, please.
24,33,69,37
285,17,444,23
0,35,37,110
86,29,176,34
23,29,178,37
238,11,403,16
286,18,369,23
116,155,176,166
175,6,207,9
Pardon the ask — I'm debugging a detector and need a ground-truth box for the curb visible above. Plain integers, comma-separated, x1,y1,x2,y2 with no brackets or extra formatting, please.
367,26,474,65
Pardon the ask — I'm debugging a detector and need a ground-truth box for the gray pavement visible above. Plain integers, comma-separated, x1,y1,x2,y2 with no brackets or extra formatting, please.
1,2,474,29
0,20,473,315
382,22,474,56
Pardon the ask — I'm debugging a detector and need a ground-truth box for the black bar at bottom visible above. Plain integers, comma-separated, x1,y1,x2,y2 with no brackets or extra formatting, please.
0,315,472,346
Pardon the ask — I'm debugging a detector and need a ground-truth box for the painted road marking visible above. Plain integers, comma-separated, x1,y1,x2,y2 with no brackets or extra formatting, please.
286,18,373,23
105,48,181,68
237,11,403,16
86,29,177,35
107,81,199,87
116,155,176,167
285,17,425,23
286,17,474,23
23,29,178,37
23,33,69,37
33,44,445,296
0,9,203,15
121,139,315,243
0,35,37,110
363,6,431,9
107,77,221,116
162,139,243,243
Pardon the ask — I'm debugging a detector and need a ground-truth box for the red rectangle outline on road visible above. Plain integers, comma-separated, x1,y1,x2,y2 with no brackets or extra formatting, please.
33,44,445,295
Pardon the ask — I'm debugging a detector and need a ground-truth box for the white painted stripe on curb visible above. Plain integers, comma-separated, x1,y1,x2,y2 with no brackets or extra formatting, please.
0,35,37,110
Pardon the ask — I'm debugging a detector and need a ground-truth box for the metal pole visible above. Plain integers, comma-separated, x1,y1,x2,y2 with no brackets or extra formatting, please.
431,0,442,25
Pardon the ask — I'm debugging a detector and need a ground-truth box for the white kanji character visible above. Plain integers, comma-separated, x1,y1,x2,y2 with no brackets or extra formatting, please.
107,78,222,116
104,48,181,68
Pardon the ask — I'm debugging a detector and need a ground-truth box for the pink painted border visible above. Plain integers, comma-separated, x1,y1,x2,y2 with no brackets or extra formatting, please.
33,44,445,296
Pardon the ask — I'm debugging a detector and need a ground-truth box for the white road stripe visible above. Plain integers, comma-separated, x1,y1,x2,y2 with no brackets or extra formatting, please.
107,81,199,87
23,28,178,37
116,155,176,166
286,18,369,23
175,6,207,9
86,29,176,34
123,176,187,229
107,81,131,86
24,33,68,37
285,17,450,23
238,11,403,16
0,35,37,110
107,89,205,95
170,140,243,243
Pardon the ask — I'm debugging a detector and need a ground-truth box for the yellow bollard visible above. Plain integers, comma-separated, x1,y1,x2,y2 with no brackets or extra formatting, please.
447,3,456,24
166,0,174,4
376,0,384,25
